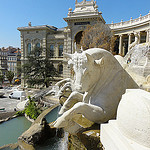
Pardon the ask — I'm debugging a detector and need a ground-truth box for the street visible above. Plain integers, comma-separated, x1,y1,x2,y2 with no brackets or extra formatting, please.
0,89,20,112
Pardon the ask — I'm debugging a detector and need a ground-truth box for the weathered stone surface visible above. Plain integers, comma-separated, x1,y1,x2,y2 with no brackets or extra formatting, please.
18,118,56,145
68,124,103,150
117,89,150,148
18,104,59,146
101,89,150,150
0,143,19,150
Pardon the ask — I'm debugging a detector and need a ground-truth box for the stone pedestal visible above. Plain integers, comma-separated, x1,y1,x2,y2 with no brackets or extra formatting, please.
101,120,150,150
101,89,150,150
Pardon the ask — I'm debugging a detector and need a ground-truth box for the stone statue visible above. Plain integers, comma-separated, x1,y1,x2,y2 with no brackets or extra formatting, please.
53,48,138,133
128,32,139,50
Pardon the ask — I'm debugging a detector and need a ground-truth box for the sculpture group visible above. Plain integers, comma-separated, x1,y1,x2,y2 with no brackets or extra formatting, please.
53,48,138,133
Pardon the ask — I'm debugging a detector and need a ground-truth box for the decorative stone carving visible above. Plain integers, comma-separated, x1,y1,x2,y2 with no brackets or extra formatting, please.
53,48,138,133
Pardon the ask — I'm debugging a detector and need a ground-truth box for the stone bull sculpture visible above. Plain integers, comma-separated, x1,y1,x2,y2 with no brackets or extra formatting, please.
53,48,138,133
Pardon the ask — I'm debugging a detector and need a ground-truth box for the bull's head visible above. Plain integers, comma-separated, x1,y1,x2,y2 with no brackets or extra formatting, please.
64,51,104,92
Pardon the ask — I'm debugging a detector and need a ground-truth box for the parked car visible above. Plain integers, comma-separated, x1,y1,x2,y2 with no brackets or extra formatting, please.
9,91,26,100
0,92,5,97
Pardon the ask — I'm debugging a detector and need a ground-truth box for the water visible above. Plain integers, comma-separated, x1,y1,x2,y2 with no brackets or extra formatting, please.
35,132,68,150
0,116,31,147
0,106,68,150
45,106,60,123
36,106,68,150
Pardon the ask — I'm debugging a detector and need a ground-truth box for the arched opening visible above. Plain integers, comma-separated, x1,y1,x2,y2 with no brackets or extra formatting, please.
74,31,83,45
58,64,63,74
59,45,63,57
49,45,54,57
36,43,40,47
27,43,31,55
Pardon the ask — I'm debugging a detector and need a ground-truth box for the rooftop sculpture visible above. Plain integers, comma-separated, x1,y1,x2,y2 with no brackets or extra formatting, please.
53,48,138,133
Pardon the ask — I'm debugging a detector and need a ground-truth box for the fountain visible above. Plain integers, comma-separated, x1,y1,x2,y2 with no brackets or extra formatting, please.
53,48,138,134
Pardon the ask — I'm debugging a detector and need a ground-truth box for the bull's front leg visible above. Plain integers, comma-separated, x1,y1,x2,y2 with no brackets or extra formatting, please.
55,78,73,88
59,91,83,115
57,82,72,98
54,102,107,130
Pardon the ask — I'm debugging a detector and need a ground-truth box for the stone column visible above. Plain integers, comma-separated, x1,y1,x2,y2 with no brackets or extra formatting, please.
42,37,46,57
146,30,150,43
119,35,123,55
138,32,141,44
63,28,72,78
55,43,59,57
128,33,132,51
20,33,25,87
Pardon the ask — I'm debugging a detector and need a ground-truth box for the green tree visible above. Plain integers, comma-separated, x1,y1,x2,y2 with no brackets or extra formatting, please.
0,74,4,85
80,22,116,52
23,46,58,88
6,71,14,84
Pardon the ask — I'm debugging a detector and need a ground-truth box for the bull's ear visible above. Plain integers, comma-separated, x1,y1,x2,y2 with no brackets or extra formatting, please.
63,52,72,59
85,53,94,64
94,57,104,66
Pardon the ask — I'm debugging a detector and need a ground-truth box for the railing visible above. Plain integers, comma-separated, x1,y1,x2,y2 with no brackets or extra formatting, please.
108,12,150,29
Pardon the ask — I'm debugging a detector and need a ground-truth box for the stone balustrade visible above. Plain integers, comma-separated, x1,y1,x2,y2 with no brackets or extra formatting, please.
109,12,150,29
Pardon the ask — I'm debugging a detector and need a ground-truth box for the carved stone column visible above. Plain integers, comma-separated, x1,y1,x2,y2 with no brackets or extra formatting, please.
119,35,123,55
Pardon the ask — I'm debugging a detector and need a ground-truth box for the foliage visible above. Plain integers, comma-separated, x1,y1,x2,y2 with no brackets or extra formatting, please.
16,96,41,119
6,71,14,84
22,46,58,88
16,63,22,78
25,96,41,120
0,74,4,84
80,22,116,52
15,109,25,116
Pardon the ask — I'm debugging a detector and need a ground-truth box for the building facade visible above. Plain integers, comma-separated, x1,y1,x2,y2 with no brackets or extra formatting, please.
18,0,150,86
7,50,21,78
0,49,8,75
0,47,21,80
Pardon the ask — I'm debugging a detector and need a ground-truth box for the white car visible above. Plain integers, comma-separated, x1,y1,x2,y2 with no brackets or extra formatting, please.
9,91,26,100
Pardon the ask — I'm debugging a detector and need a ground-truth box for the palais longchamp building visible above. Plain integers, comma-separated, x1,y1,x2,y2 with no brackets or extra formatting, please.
18,0,150,86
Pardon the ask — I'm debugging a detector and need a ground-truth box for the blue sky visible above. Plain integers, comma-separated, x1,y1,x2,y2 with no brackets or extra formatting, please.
0,0,149,48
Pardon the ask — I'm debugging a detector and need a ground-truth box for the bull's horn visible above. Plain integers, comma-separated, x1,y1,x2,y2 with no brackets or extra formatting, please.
63,52,72,59
94,57,104,66
85,53,94,63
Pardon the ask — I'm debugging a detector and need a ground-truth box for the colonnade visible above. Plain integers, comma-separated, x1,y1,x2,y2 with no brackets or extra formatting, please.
116,30,149,56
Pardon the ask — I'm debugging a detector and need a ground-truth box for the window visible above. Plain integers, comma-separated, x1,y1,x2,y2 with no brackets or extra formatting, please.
35,43,41,56
58,64,63,74
27,43,31,55
50,45,54,57
59,45,63,57
36,43,40,48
